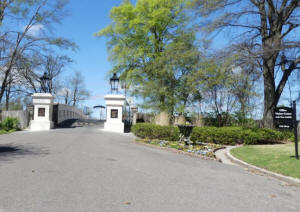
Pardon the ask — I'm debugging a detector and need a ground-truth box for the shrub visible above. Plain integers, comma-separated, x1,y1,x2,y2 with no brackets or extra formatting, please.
191,126,243,145
280,130,294,142
0,117,19,131
131,123,180,141
213,127,244,145
191,126,287,145
190,126,218,144
240,129,261,145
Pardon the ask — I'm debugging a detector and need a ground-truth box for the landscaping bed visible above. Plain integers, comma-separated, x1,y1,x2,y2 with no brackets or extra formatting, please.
132,123,294,160
231,144,300,179
135,138,223,159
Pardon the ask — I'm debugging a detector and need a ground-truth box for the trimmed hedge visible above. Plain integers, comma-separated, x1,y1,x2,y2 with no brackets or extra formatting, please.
191,126,292,145
190,126,243,145
132,123,293,145
0,117,19,131
131,123,180,141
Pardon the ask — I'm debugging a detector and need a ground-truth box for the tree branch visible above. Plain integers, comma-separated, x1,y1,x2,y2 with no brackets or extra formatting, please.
275,56,300,103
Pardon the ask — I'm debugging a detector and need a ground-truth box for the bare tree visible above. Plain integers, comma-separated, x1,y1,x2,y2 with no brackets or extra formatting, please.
41,55,72,94
59,71,90,106
0,0,76,104
191,0,300,128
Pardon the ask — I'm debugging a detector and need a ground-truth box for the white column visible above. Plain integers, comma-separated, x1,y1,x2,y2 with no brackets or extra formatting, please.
30,93,54,131
103,95,126,133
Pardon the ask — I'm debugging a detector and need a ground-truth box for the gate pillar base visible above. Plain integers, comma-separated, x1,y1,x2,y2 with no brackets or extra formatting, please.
103,95,126,133
30,93,54,131
104,122,124,133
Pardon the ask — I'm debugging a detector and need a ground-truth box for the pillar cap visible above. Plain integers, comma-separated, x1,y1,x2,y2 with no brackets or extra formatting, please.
32,93,54,99
104,94,126,100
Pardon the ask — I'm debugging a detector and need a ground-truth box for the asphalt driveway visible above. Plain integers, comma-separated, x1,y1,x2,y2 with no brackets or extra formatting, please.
0,127,299,212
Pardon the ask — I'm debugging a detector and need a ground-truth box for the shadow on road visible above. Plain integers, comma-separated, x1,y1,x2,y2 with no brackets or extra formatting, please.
0,144,49,162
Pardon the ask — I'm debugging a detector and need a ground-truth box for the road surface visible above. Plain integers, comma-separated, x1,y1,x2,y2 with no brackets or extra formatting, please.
0,127,299,212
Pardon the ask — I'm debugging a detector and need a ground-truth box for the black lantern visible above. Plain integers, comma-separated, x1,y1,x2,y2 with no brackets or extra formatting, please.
110,73,119,93
40,72,50,93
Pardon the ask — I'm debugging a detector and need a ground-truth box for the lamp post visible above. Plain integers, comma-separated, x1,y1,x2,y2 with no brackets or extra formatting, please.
110,73,120,94
40,72,51,93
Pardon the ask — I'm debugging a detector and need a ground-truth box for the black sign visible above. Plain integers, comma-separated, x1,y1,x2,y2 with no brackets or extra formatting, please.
111,109,118,118
38,108,45,117
274,107,294,129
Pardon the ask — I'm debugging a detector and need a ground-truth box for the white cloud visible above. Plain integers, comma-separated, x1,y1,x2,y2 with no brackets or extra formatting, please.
57,87,71,96
25,24,44,36
90,94,104,100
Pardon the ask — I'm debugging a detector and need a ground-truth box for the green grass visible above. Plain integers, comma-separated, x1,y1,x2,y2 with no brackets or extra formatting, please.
231,143,300,179
0,129,16,135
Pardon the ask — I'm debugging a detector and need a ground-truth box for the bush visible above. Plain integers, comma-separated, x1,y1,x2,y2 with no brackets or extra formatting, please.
190,126,218,144
242,128,283,145
0,117,19,131
191,126,243,145
280,130,294,142
213,127,244,145
131,123,180,141
191,126,288,145
132,123,290,145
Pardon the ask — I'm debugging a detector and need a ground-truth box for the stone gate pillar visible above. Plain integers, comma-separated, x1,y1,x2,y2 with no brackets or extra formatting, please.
30,93,54,131
131,105,138,125
103,94,126,133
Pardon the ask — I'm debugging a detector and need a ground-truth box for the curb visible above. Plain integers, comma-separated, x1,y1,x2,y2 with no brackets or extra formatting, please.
227,146,300,186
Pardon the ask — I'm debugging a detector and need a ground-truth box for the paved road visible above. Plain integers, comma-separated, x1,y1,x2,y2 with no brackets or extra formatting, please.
0,127,299,212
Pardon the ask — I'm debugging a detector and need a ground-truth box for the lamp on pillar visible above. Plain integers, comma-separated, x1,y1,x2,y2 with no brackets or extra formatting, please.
40,72,51,93
103,73,126,133
110,73,119,94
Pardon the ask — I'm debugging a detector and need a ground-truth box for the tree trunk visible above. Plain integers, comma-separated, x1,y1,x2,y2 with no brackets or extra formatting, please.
262,59,276,128
5,88,9,110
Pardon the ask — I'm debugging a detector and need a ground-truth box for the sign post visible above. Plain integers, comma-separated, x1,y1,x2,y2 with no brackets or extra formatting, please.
274,103,298,159
293,101,299,160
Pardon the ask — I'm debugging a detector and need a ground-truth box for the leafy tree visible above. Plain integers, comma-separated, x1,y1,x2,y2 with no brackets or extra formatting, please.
97,0,201,117
190,49,260,126
191,57,237,118
190,0,300,128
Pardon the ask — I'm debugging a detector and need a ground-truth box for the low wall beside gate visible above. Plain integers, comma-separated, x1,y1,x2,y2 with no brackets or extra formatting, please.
0,110,30,129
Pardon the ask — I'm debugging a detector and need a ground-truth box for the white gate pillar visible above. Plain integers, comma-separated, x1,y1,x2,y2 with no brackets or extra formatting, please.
30,93,54,131
103,94,126,133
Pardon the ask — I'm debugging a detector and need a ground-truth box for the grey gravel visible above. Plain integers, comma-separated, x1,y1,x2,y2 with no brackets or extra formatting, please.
0,126,299,212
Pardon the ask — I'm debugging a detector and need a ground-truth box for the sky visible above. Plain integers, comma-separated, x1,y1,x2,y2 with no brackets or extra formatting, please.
54,0,230,118
54,0,123,118
52,0,299,119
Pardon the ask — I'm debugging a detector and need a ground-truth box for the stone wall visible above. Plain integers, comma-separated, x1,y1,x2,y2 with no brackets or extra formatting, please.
136,113,155,123
154,112,170,126
0,110,30,129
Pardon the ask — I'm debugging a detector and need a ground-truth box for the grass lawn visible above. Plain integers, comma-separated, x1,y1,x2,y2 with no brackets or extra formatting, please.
231,143,300,179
